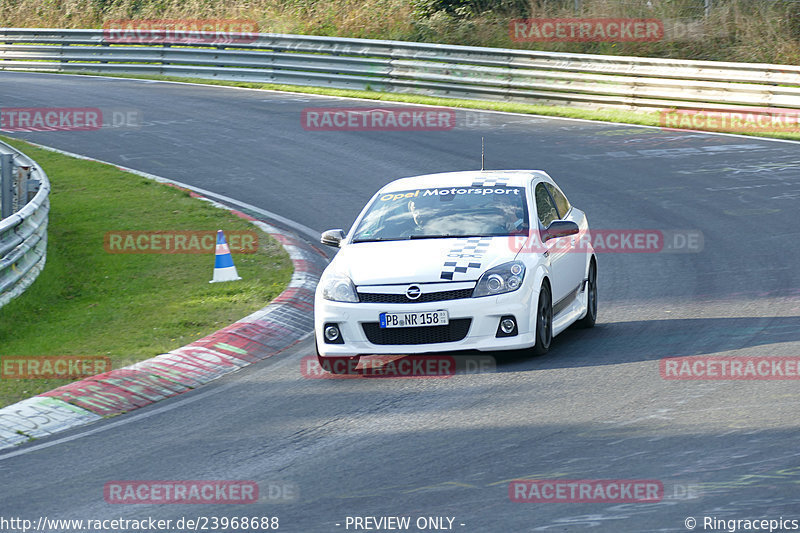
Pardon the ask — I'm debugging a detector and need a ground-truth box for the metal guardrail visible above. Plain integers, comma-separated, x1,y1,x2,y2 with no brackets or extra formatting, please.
0,28,799,114
0,140,49,309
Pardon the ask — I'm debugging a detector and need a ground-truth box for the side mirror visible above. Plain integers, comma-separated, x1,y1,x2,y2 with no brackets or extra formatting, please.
542,220,579,242
320,229,345,248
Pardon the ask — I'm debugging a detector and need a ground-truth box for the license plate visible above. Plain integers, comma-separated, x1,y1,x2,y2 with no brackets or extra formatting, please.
379,310,449,328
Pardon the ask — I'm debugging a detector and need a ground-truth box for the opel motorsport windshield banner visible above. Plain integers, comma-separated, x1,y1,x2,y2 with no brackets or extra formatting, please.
378,187,522,201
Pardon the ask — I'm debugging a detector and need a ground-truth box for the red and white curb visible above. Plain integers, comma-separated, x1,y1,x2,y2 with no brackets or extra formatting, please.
0,145,328,450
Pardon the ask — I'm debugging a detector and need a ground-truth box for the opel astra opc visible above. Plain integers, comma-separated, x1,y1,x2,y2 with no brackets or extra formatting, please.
314,170,597,371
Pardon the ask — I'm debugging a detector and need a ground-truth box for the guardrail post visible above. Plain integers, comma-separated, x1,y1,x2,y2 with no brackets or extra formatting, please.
0,153,12,219
705,0,712,17
26,175,41,203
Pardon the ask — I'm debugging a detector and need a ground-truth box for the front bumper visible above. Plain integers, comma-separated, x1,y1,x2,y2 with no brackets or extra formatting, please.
315,288,537,357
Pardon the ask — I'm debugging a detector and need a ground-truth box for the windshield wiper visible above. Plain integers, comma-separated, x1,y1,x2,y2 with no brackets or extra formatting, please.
354,234,501,242
352,237,403,243
408,234,491,240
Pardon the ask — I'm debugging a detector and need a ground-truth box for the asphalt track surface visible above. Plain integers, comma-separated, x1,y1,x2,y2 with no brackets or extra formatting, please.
1,72,799,532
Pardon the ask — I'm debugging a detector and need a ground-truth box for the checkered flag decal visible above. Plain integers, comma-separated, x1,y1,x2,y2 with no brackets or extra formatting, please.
440,237,493,280
471,175,511,188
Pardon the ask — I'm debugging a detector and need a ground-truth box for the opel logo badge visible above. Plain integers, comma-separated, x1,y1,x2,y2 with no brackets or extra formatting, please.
406,285,422,300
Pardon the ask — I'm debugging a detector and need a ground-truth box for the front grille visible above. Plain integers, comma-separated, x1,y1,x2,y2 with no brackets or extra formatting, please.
358,288,474,304
362,319,472,345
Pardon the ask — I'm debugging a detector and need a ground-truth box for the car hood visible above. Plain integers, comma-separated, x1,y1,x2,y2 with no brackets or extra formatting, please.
333,236,528,286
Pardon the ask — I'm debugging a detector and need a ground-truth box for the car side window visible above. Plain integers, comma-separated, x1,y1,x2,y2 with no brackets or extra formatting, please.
545,183,571,218
534,183,559,228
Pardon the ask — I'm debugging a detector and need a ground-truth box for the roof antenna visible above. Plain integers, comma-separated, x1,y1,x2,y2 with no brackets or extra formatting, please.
481,137,485,171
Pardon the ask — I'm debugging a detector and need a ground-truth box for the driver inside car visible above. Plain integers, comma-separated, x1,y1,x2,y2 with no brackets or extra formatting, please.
404,199,429,235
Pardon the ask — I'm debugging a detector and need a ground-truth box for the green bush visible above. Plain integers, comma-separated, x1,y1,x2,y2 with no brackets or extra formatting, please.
411,0,530,19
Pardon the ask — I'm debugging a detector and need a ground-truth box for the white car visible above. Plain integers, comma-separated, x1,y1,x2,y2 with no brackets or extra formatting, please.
314,170,597,372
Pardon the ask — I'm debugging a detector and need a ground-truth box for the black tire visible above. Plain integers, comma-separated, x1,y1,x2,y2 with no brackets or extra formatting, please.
532,282,553,355
576,260,597,329
315,339,361,374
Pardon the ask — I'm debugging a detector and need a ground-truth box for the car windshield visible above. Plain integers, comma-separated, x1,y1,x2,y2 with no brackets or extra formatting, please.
352,186,529,242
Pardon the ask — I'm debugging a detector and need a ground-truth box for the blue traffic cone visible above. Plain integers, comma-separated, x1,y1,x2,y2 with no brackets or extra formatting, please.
209,230,242,283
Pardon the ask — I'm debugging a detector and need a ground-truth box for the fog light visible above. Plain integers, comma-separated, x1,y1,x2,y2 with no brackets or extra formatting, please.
496,315,518,338
324,325,340,341
324,324,342,343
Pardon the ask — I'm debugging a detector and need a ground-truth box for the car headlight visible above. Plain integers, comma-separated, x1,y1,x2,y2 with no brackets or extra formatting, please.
320,272,359,302
473,261,525,298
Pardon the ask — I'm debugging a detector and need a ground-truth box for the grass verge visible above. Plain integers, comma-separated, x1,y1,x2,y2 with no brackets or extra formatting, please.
0,137,293,408
58,72,800,142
